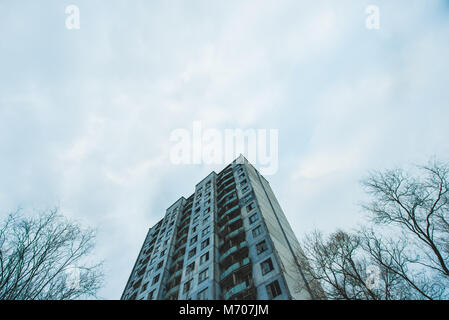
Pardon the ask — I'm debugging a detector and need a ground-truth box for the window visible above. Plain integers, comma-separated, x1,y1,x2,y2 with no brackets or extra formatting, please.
188,248,197,259
198,268,209,283
186,262,195,276
252,225,262,238
148,290,155,300
202,226,210,237
249,213,259,224
239,173,245,180
190,235,198,245
192,225,198,234
246,202,256,212
200,252,209,265
141,282,148,292
240,179,247,186
266,280,282,299
242,186,249,194
156,261,163,270
256,240,268,255
184,279,192,293
203,216,209,224
261,258,274,275
197,288,208,300
160,249,166,257
201,238,210,250
152,274,160,285
204,207,211,214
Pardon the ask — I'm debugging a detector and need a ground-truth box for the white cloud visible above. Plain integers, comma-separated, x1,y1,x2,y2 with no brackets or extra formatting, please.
0,0,448,299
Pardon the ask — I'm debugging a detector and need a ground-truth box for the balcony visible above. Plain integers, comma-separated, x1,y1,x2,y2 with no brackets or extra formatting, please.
168,268,182,281
177,225,189,237
217,181,236,199
220,257,251,281
218,215,242,234
224,281,252,300
219,195,238,210
173,254,184,266
218,165,233,176
217,189,235,203
178,218,190,230
165,284,180,297
174,242,186,255
218,205,239,223
218,175,233,188
219,241,247,263
221,226,244,243
176,232,188,245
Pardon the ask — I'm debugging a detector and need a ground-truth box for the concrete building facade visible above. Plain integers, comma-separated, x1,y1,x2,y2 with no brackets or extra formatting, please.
121,156,318,300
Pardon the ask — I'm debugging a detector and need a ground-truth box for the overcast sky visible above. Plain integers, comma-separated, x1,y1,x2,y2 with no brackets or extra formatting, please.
1,0,448,299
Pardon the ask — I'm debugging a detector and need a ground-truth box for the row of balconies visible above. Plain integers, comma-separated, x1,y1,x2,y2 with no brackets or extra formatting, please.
159,200,194,300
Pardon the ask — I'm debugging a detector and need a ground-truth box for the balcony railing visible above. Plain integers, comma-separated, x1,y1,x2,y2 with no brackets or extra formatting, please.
168,268,182,281
218,168,234,180
217,189,236,203
219,241,247,263
217,181,236,197
218,204,239,222
219,174,235,186
218,215,241,234
165,284,180,297
224,281,251,300
221,226,244,243
220,257,250,281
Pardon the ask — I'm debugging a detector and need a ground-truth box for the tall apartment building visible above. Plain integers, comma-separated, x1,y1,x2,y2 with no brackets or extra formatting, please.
121,156,319,300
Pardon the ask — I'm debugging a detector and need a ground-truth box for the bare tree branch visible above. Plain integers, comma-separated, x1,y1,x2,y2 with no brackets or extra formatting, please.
0,208,104,300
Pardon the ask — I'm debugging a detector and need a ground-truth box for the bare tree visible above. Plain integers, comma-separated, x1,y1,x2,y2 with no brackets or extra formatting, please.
300,159,449,300
0,208,103,300
362,160,449,279
300,230,395,300
359,227,446,300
